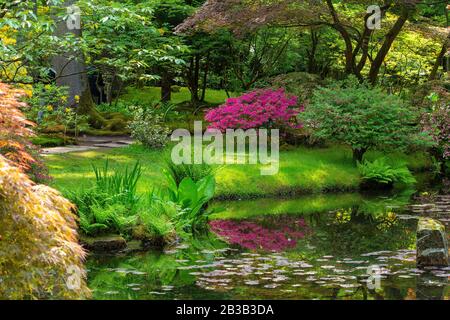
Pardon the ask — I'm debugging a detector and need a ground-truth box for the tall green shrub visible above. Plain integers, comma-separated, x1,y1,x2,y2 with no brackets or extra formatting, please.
300,79,432,162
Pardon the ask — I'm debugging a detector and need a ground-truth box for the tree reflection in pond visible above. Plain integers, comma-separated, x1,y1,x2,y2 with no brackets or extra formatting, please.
302,206,417,257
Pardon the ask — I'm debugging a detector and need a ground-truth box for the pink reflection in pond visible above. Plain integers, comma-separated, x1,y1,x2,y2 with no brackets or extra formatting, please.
209,218,310,252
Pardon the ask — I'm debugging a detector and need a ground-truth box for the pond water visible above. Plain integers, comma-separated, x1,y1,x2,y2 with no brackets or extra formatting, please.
87,190,449,300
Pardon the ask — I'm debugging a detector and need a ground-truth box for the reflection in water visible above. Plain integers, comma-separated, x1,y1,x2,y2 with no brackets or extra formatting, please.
87,193,449,300
210,218,309,251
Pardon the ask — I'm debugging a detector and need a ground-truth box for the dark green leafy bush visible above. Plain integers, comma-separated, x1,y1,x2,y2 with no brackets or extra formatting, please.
300,78,433,162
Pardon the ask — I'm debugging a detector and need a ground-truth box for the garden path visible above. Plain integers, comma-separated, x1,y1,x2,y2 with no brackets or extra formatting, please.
41,135,134,155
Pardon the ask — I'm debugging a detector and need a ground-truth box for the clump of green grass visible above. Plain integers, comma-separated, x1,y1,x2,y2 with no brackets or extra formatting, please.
92,159,142,209
165,161,216,186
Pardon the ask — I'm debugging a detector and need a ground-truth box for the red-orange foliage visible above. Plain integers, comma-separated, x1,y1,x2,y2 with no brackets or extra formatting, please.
0,82,36,171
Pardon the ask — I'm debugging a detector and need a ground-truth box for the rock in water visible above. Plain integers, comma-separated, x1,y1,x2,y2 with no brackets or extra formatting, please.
80,234,127,252
416,218,448,268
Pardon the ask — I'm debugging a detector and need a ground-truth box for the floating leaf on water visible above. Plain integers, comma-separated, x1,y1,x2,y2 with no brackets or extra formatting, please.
272,269,287,274
299,263,313,268
114,268,132,274
333,269,347,273
130,271,146,275
275,260,290,267
273,276,289,282
175,259,189,263
343,260,366,264
105,291,120,295
321,265,336,269
339,283,360,288
354,266,369,270
164,249,178,254
305,276,317,281
361,250,392,257
149,291,166,295
434,273,450,278
127,283,141,287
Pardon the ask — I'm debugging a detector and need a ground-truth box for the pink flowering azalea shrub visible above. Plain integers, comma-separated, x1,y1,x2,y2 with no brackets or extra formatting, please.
209,218,309,252
205,88,303,131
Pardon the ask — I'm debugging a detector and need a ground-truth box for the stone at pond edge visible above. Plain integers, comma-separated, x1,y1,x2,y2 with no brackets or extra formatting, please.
416,218,448,268
80,234,127,252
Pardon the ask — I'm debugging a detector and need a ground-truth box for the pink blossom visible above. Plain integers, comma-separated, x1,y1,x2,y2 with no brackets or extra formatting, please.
205,88,303,132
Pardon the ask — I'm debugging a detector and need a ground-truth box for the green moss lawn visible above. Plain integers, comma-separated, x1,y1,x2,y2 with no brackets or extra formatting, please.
120,86,235,106
44,144,431,200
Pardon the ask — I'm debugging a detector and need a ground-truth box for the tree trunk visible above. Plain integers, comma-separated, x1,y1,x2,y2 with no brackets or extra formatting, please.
352,147,367,163
186,55,200,105
161,71,172,102
326,0,354,74
191,55,200,104
307,29,319,74
200,51,210,102
368,4,410,85
429,35,449,80
52,0,105,128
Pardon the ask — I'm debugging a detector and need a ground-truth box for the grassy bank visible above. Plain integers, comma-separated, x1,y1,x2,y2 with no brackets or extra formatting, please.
120,86,234,106
44,144,431,199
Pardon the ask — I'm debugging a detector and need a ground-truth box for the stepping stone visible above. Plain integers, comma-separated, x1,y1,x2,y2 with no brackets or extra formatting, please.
116,140,134,145
416,217,448,268
80,139,112,144
80,234,127,252
93,143,129,148
41,145,99,155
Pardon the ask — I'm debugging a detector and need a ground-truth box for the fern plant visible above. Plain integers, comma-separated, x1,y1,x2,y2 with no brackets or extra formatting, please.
357,158,416,188
70,160,142,236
